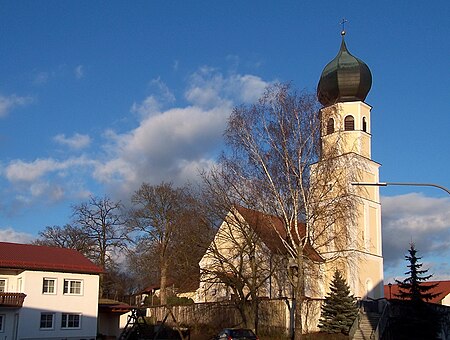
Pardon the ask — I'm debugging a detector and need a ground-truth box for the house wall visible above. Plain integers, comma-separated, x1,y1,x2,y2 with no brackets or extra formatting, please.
0,270,99,340
196,211,292,304
442,293,450,306
98,313,122,339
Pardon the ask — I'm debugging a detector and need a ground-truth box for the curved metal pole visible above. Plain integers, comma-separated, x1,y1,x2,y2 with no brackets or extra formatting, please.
351,182,450,195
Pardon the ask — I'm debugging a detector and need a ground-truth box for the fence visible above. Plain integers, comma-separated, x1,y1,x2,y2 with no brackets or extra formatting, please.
145,298,322,337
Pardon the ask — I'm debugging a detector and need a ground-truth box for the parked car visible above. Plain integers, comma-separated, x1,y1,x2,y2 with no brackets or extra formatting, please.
215,328,258,340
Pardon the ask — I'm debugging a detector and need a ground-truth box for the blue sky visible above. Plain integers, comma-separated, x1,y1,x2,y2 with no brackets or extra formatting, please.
0,1,449,282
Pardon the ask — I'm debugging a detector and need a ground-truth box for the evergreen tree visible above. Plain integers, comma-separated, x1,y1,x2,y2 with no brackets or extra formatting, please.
318,270,358,335
395,243,441,303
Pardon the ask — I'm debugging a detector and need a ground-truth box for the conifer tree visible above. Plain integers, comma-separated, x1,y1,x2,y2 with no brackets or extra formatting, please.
318,270,358,335
395,243,440,303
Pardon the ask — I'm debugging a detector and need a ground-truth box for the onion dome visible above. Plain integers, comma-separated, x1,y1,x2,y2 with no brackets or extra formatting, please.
317,32,372,106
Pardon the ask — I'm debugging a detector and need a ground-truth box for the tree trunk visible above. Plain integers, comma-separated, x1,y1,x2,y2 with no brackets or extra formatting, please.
240,300,257,331
160,260,168,305
294,293,304,340
293,251,305,340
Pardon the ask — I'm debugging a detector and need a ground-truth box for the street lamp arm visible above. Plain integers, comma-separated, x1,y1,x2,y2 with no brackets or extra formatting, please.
351,182,450,195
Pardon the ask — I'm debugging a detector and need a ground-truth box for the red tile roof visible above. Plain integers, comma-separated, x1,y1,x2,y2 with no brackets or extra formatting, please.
0,242,103,274
98,298,132,314
384,280,450,304
235,206,323,262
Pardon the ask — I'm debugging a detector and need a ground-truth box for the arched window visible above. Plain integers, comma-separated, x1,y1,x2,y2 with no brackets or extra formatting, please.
344,115,355,131
362,117,367,132
326,118,334,135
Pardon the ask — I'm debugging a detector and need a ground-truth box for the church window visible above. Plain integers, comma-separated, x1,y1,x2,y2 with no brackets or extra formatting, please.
326,118,334,134
344,115,354,131
362,117,367,132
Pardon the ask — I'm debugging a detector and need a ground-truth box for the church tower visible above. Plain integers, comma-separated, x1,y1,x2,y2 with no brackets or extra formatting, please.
316,31,384,299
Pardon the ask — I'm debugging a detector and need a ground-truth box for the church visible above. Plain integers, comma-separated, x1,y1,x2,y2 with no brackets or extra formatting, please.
195,30,384,325
194,31,384,330
316,29,384,300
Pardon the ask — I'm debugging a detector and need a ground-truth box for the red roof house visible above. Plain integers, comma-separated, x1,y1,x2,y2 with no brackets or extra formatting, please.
0,241,103,274
0,241,102,339
384,280,450,305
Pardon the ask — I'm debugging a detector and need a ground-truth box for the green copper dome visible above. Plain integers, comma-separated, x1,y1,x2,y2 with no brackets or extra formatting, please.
317,34,372,106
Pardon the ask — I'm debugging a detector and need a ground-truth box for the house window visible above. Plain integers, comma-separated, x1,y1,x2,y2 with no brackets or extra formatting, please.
326,118,334,134
0,279,5,292
63,279,82,295
344,115,355,131
40,313,54,329
0,314,4,332
362,117,367,132
61,313,81,329
42,278,56,294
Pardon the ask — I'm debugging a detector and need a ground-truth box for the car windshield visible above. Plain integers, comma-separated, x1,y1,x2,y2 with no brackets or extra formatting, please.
229,329,255,337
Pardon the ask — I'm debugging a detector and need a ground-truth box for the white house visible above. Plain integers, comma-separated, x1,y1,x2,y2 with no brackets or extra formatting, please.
0,241,102,340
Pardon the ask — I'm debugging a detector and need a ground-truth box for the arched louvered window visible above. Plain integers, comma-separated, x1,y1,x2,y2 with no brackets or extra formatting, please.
362,117,367,132
344,115,355,131
327,118,334,135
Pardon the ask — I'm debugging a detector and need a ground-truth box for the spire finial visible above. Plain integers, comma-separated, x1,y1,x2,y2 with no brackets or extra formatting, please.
340,18,348,36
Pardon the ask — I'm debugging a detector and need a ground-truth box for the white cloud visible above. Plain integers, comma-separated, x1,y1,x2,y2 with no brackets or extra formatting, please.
4,157,96,183
5,159,61,182
0,94,33,118
96,68,270,197
235,74,269,103
185,67,268,109
1,67,271,220
131,78,175,117
0,156,96,214
74,65,84,79
95,104,230,189
53,133,91,150
131,96,161,117
0,228,34,243
382,193,450,272
29,182,65,200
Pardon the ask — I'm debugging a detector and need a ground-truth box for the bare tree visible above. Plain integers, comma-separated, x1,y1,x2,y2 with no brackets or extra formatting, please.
126,244,161,294
214,83,359,338
33,224,95,259
129,182,209,305
73,196,128,271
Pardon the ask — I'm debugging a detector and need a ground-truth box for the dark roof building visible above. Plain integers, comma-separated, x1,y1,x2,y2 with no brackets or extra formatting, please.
317,31,372,106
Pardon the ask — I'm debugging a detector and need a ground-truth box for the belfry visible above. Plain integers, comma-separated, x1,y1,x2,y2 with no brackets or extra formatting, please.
316,30,384,299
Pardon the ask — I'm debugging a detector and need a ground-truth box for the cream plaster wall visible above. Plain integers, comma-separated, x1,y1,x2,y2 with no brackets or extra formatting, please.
321,101,372,159
196,210,290,303
318,101,384,300
0,270,99,340
442,293,450,306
